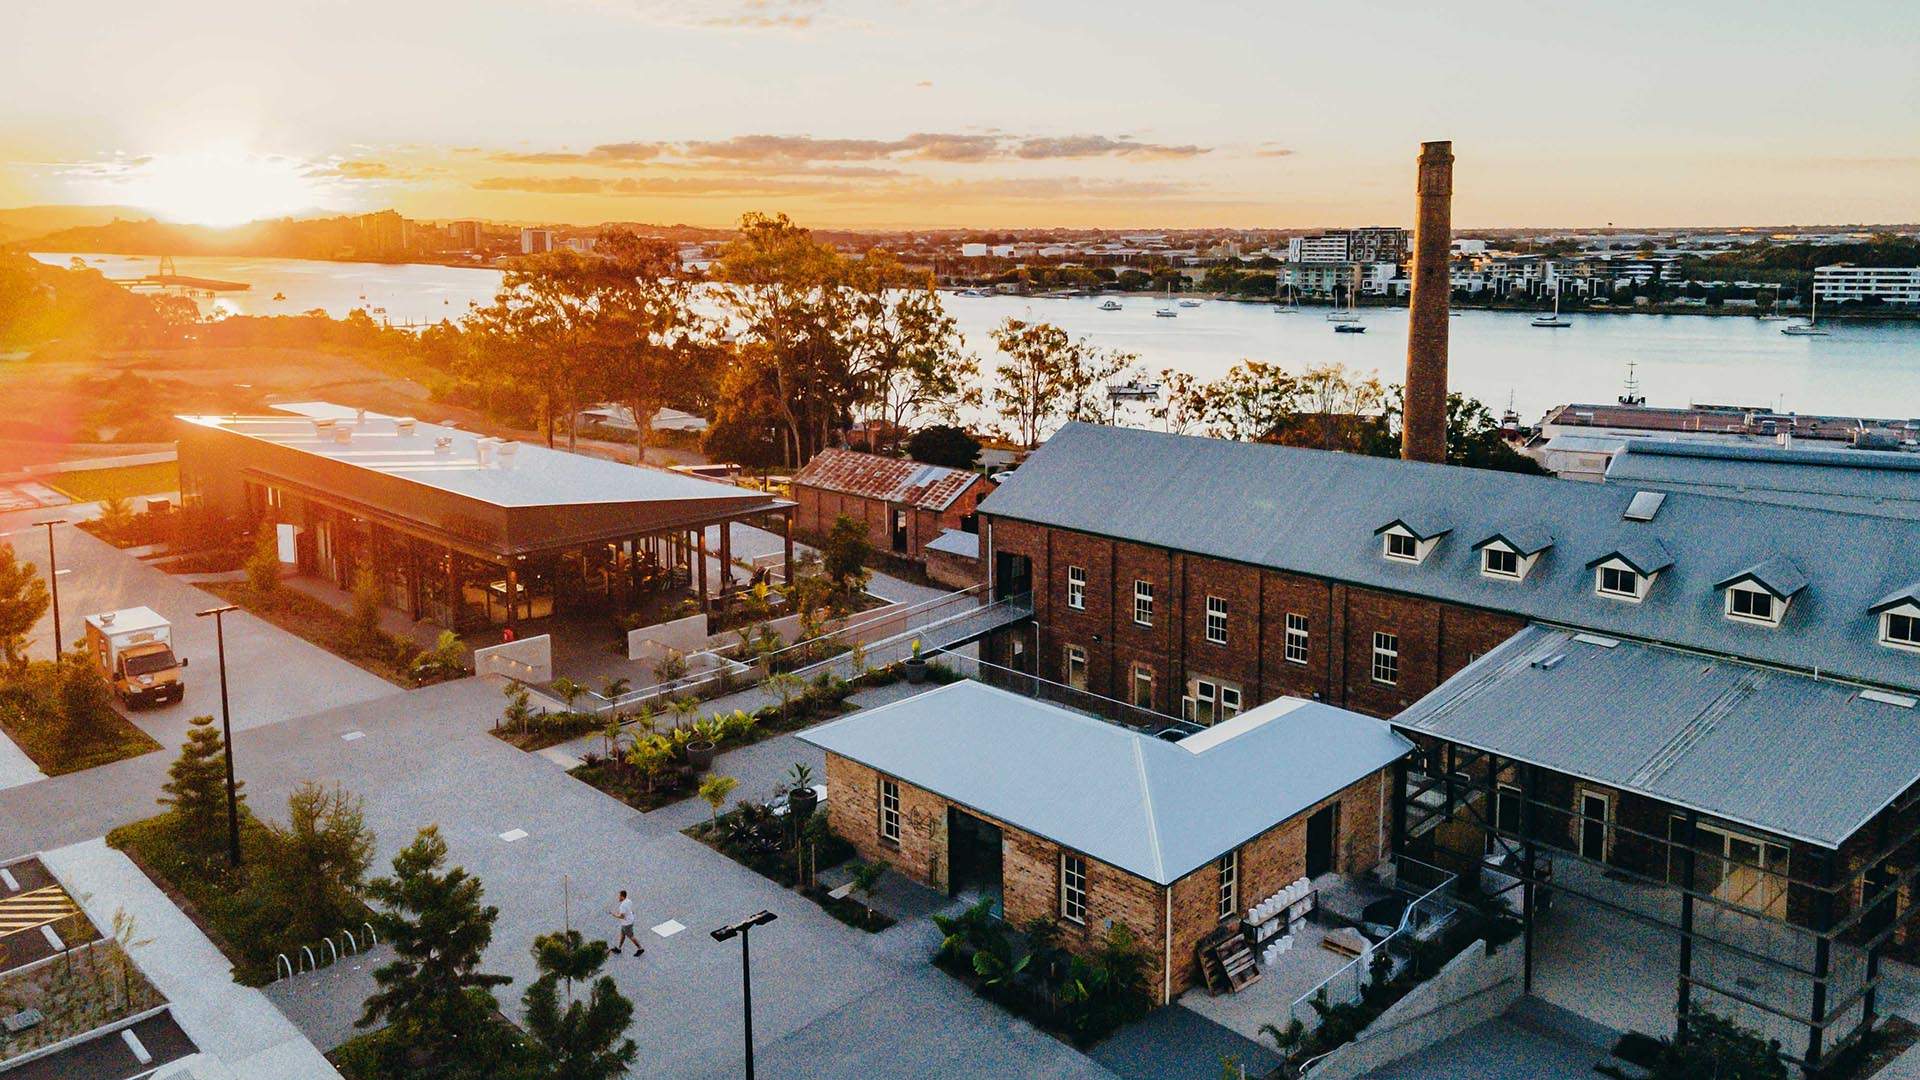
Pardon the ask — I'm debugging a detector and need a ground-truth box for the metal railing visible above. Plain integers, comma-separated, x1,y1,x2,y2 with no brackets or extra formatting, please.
1284,857,1459,1037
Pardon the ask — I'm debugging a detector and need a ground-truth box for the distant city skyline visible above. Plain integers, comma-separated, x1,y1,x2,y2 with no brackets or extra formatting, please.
2,0,1915,229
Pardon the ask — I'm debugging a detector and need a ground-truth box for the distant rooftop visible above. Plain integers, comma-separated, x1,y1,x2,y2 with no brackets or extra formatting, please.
180,402,779,512
1605,439,1920,521
799,680,1408,884
1540,401,1918,444
790,448,980,512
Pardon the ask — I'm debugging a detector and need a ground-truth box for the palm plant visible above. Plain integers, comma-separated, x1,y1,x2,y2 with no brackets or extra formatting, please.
666,696,700,732
501,682,536,734
600,676,630,702
764,671,807,724
552,676,585,713
698,774,739,826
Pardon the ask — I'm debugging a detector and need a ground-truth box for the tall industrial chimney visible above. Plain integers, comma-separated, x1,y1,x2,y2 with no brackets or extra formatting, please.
1402,140,1453,464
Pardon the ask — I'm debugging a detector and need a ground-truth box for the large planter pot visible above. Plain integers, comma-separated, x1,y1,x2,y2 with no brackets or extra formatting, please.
903,657,928,684
686,740,717,771
787,786,818,820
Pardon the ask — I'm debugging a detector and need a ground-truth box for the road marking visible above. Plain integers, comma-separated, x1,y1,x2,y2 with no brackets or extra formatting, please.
340,731,365,742
40,924,64,951
499,829,527,843
651,919,685,938
827,883,855,900
0,884,78,935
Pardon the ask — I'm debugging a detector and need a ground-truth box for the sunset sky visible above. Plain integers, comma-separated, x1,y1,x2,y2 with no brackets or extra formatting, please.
3,0,1916,229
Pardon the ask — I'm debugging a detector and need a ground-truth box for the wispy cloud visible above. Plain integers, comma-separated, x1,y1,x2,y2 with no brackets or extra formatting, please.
566,0,832,32
494,131,1212,168
491,141,666,166
1012,135,1208,160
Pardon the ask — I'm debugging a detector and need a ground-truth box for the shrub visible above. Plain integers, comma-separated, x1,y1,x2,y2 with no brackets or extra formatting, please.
244,528,281,600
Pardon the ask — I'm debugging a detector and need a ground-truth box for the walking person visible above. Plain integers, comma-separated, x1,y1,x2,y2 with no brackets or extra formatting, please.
611,889,644,956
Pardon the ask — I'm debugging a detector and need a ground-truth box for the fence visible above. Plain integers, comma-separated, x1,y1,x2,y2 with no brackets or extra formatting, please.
1282,857,1460,1035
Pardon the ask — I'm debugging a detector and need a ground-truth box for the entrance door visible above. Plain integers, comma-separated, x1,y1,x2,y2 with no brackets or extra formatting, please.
1305,803,1338,878
891,509,909,553
1579,792,1610,861
948,808,1004,911
994,552,1032,601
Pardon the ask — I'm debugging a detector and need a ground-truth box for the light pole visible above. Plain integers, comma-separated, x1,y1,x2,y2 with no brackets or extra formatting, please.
711,910,776,1080
33,519,67,656
195,604,242,867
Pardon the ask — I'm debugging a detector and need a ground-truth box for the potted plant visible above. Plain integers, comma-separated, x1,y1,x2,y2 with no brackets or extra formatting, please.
785,762,818,819
686,715,723,771
903,638,928,683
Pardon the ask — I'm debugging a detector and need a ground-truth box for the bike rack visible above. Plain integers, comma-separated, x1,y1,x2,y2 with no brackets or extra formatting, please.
275,953,293,982
300,945,317,974
325,938,338,965
364,921,378,946
339,929,357,956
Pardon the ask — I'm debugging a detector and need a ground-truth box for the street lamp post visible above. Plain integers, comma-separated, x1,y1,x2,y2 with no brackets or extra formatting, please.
195,604,242,868
711,910,777,1080
33,519,67,656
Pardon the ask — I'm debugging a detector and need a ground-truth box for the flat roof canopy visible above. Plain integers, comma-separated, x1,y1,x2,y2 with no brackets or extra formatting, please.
177,404,786,557
800,681,1409,884
1398,625,1920,850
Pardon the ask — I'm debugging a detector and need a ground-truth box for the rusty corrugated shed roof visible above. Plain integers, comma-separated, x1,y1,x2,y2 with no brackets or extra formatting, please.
791,448,979,512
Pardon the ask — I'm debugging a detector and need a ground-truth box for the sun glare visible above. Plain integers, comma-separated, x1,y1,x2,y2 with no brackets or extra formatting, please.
119,150,327,227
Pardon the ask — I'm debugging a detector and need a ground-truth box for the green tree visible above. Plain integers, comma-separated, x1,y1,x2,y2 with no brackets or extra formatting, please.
244,528,281,601
591,230,711,464
1650,1011,1786,1080
348,566,384,650
520,930,638,1080
822,515,873,594
358,827,514,1071
271,782,375,944
987,317,1132,448
847,250,978,452
57,646,115,738
905,424,981,469
0,543,50,666
698,774,738,826
158,714,241,858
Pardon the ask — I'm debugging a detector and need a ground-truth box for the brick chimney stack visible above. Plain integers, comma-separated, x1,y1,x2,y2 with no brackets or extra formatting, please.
1402,140,1453,464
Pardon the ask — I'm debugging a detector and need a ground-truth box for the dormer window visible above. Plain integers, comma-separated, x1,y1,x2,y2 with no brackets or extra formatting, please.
1597,563,1644,601
1483,547,1520,578
1715,557,1803,630
1726,586,1777,626
1376,516,1448,565
1473,528,1551,583
1884,608,1920,652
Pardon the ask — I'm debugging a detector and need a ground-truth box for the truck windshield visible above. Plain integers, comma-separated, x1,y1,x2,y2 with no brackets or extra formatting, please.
123,650,177,676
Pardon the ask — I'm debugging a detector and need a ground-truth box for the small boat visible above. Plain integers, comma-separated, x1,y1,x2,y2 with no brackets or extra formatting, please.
1100,299,1123,311
272,291,286,301
1334,323,1367,334
1155,284,1177,318
1272,284,1299,313
1782,291,1828,336
1107,379,1163,400
1179,299,1201,308
1532,285,1571,327
1326,285,1360,322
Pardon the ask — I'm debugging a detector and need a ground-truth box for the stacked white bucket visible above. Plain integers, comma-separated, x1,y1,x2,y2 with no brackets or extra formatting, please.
1251,876,1316,966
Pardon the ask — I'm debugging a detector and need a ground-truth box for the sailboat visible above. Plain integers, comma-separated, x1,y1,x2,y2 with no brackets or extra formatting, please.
1532,284,1571,327
1782,290,1828,336
1155,284,1178,318
1099,298,1123,311
1326,284,1360,322
1758,286,1789,320
1272,283,1299,313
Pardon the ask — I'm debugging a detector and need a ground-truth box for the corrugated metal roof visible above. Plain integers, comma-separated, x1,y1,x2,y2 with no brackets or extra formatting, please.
798,681,1409,884
1474,525,1554,556
790,448,980,512
1606,440,1920,521
1717,555,1809,599
1398,626,1920,848
924,528,980,559
1588,535,1674,575
977,423,1920,694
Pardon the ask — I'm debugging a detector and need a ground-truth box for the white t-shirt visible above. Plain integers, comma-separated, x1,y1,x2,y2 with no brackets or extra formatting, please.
615,898,633,926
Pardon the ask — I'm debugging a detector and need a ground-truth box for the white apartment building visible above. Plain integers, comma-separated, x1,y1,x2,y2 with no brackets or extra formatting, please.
1288,234,1350,262
1815,264,1920,306
520,228,554,254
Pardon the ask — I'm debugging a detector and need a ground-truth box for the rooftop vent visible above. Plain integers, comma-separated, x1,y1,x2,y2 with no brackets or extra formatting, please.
396,417,417,437
433,436,453,454
476,438,495,466
1623,490,1667,522
1862,689,1917,709
332,425,352,444
1530,652,1566,670
99,611,116,626
312,417,337,436
497,441,519,467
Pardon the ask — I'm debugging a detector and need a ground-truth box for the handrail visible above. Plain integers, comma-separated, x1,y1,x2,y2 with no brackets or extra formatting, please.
1283,858,1459,1038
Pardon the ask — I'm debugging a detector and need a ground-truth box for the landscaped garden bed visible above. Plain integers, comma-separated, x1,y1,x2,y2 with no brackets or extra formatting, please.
684,800,895,933
0,941,164,1065
45,461,179,504
200,577,468,690
0,655,161,775
929,899,1154,1047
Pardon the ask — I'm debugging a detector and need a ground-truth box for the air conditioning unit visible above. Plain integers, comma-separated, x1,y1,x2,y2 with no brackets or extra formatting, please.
396,417,417,437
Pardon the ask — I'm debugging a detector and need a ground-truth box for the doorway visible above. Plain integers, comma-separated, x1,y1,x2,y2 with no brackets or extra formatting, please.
994,552,1032,601
891,509,909,553
1578,791,1611,862
1306,803,1338,878
948,808,1004,913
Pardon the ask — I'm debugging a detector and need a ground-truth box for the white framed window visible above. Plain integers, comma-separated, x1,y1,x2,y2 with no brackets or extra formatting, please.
1133,580,1154,626
1060,853,1088,924
879,778,901,845
1066,565,1086,611
1219,686,1242,719
1205,595,1229,645
1185,679,1215,723
1065,644,1088,690
1596,562,1646,601
1482,546,1520,579
1217,849,1239,922
1383,529,1421,562
1371,631,1399,685
1882,608,1920,652
1725,585,1778,626
1131,665,1154,709
1284,613,1309,665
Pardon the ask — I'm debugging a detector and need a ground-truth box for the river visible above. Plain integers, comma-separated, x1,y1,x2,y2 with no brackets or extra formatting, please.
36,251,1920,423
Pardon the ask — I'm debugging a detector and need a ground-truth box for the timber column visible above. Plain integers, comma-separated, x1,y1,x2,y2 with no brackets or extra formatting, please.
1402,139,1454,464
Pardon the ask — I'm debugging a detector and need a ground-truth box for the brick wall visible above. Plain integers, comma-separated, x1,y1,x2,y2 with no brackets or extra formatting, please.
794,474,989,562
985,515,1527,721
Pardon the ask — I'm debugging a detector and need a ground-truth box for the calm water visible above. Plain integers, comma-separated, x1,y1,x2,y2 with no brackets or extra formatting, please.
38,251,1920,422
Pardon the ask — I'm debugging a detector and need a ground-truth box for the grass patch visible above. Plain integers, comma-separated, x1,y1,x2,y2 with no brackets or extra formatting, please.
0,663,160,776
107,811,375,986
45,460,179,503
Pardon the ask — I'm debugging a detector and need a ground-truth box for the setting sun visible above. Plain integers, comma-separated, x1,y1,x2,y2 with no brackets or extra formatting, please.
116,150,327,226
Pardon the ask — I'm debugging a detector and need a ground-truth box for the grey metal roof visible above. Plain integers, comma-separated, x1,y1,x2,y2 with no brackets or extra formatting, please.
1587,535,1674,575
1873,583,1920,613
925,528,980,559
1473,526,1554,557
1377,511,1451,541
977,423,1920,694
179,405,779,512
1398,625,1920,849
1605,440,1920,521
1716,555,1809,599
798,681,1409,884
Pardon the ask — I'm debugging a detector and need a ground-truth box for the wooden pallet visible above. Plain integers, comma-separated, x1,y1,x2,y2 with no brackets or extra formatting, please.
1199,930,1262,995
